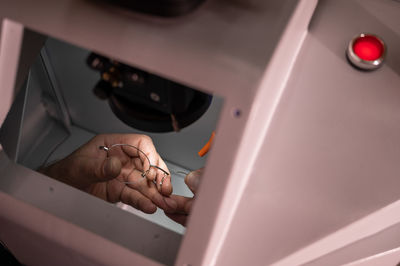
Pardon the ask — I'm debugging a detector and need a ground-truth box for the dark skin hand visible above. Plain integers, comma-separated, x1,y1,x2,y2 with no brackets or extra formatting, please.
39,134,177,214
164,168,203,226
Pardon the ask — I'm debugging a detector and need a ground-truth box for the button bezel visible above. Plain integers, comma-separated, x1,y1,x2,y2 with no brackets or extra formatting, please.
347,33,386,70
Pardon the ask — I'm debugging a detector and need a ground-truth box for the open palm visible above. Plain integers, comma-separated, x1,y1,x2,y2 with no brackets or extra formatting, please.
40,134,177,214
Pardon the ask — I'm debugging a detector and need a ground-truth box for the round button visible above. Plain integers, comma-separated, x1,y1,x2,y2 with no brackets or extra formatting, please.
347,33,386,70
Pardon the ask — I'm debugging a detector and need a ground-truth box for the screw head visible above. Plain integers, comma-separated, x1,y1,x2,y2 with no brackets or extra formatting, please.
150,92,161,102
232,108,241,117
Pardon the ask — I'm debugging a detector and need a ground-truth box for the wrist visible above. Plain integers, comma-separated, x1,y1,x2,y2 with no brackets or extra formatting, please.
38,159,61,179
38,158,79,188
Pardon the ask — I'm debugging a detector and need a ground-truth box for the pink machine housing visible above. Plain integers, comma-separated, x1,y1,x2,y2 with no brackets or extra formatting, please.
0,0,400,265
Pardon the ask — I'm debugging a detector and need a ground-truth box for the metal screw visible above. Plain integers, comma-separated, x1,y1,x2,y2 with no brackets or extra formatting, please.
232,108,241,117
131,73,139,82
150,92,161,102
91,58,101,68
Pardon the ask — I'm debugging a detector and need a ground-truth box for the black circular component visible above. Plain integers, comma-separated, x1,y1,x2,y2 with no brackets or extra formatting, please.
105,0,205,17
108,91,212,132
87,52,212,132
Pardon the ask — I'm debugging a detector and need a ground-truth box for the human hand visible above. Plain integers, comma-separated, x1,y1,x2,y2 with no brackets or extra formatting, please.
164,168,203,226
39,134,177,214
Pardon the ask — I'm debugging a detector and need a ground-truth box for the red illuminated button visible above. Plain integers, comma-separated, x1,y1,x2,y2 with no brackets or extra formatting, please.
347,33,386,70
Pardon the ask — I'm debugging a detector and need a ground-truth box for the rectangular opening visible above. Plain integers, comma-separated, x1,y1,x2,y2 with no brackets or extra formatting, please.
0,33,224,265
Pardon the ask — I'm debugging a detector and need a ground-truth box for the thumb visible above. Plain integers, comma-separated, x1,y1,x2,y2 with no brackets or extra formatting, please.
184,168,204,194
99,156,122,182
46,155,122,190
71,155,122,185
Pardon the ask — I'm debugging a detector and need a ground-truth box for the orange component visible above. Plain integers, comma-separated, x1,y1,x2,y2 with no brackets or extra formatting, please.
198,131,216,157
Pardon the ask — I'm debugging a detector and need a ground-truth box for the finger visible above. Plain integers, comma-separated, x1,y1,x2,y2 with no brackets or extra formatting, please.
128,155,171,196
143,180,177,212
132,157,145,173
102,156,122,181
135,136,161,182
122,145,154,180
164,213,188,226
165,195,192,214
164,195,193,227
155,157,172,195
118,135,167,186
103,145,131,165
120,186,157,214
136,135,157,165
124,170,177,212
184,168,204,194
120,167,144,184
160,173,172,196
121,135,155,176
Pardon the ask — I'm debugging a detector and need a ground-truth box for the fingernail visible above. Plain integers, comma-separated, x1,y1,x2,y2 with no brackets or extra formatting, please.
143,202,157,214
161,181,173,196
164,197,177,210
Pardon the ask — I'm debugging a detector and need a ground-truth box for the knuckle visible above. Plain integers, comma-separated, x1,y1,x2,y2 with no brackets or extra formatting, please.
132,195,140,210
148,189,162,206
140,134,153,144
